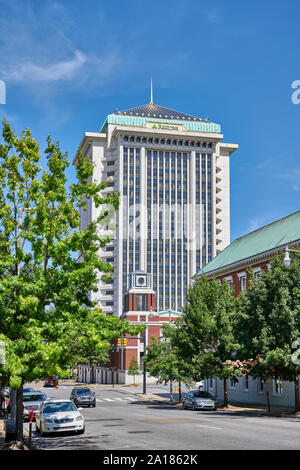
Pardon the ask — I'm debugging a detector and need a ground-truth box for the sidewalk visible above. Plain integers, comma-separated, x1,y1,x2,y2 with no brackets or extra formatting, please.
135,392,300,418
0,418,5,445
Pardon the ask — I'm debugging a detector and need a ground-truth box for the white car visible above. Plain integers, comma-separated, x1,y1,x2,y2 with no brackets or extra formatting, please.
35,399,85,436
195,381,204,389
23,391,47,421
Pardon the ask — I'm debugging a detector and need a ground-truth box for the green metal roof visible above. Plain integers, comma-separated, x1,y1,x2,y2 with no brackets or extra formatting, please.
99,109,221,134
196,210,300,277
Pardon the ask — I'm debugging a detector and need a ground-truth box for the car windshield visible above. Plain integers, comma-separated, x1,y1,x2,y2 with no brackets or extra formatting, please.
23,394,45,402
194,391,213,399
43,402,77,414
75,388,92,395
23,388,36,392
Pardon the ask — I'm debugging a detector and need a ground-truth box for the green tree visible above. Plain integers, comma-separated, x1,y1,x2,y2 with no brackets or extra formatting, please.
0,120,144,440
127,356,141,385
235,254,300,411
173,277,240,407
67,311,144,384
145,325,191,400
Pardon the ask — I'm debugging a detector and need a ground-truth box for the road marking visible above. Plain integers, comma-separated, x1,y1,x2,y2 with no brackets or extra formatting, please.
95,396,138,403
196,424,222,430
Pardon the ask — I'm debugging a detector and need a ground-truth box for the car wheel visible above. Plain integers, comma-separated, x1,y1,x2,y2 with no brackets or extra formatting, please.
182,401,186,410
192,402,196,411
93,402,96,407
77,427,85,435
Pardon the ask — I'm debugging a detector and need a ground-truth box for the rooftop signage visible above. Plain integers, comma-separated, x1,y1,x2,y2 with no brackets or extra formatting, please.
144,121,186,131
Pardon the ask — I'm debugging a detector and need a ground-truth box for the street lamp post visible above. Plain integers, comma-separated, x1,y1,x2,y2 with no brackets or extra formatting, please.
142,331,147,395
283,245,300,267
142,309,154,395
154,308,183,399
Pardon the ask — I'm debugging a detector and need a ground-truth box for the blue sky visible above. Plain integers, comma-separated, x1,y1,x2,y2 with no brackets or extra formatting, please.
0,0,299,241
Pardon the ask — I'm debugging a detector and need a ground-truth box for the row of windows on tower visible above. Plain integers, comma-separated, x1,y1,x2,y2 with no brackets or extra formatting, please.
123,135,213,148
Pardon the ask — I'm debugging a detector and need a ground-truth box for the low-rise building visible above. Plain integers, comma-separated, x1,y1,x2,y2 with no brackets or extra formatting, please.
78,271,182,385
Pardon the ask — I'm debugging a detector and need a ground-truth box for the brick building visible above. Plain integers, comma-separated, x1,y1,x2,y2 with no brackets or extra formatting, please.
78,271,181,385
194,209,300,408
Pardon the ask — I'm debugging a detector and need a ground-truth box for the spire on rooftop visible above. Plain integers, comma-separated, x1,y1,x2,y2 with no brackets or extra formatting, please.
149,77,153,105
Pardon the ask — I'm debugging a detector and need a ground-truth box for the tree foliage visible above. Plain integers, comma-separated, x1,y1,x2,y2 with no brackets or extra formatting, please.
0,120,143,437
234,255,300,381
173,277,240,381
145,325,191,385
127,356,141,384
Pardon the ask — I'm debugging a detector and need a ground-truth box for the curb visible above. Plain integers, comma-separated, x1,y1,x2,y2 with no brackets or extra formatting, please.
132,394,300,418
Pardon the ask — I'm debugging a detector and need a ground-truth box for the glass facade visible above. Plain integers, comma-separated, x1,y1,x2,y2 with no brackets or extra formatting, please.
121,144,214,311
122,147,141,294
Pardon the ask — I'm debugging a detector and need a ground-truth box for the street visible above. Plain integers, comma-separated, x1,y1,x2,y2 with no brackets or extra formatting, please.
25,384,300,450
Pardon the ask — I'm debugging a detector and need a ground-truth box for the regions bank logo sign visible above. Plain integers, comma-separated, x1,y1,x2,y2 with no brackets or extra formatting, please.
0,80,6,104
144,121,186,131
152,123,179,131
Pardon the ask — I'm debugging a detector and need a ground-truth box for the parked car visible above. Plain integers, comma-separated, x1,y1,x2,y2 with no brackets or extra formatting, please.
0,387,10,412
70,387,96,407
182,390,217,411
194,381,204,390
23,387,37,393
35,399,85,436
23,391,47,421
44,379,54,387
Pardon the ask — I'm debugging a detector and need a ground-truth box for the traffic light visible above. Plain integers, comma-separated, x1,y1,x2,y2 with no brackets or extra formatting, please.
123,338,127,347
117,338,122,347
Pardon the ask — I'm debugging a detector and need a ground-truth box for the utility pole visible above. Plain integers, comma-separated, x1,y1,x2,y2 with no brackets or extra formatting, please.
143,327,147,395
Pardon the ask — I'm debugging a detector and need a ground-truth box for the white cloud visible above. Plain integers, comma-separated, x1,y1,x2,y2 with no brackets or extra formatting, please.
2,50,87,83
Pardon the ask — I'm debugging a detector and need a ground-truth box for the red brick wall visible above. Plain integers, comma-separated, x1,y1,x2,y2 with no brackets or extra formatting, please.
124,348,139,370
216,260,271,297
148,325,161,344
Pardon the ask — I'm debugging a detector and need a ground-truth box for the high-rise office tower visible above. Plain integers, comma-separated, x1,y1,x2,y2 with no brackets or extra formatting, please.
74,92,238,317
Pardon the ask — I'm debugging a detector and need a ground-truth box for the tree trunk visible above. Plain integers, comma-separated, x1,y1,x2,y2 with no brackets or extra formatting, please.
10,388,17,419
223,378,228,408
179,380,182,402
170,381,173,400
295,373,300,412
15,382,23,442
91,364,95,384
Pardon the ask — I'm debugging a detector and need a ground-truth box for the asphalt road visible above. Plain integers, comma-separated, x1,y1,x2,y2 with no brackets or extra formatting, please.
25,384,300,450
